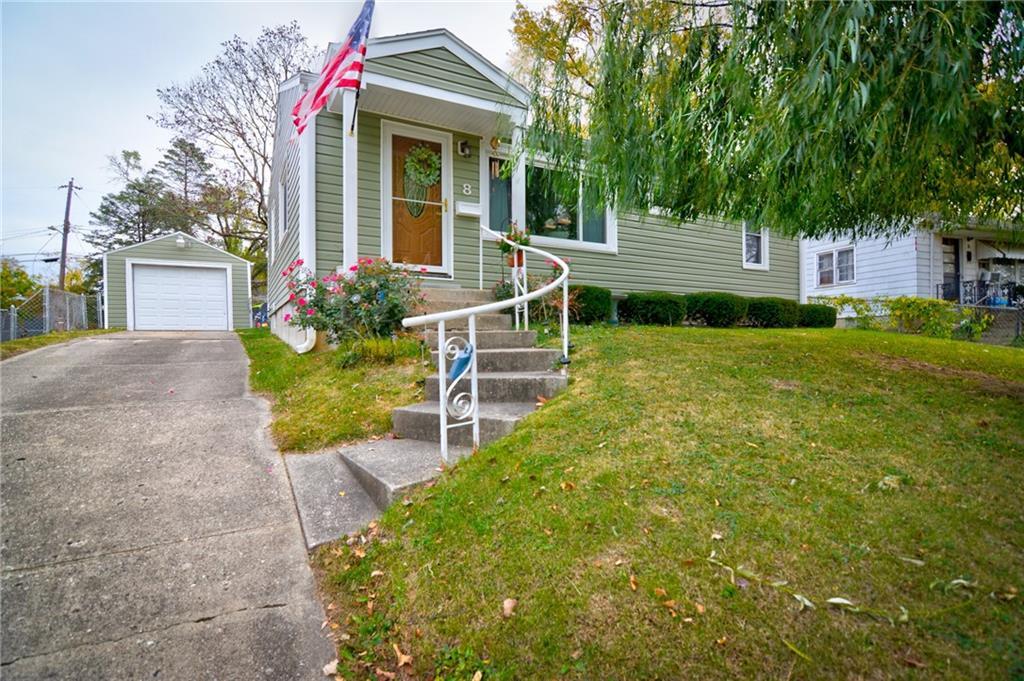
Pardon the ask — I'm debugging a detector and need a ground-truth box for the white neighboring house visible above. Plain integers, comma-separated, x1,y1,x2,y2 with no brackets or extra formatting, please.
800,228,1024,314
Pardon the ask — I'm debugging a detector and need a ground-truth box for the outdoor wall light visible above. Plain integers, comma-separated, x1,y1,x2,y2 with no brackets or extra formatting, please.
457,140,472,158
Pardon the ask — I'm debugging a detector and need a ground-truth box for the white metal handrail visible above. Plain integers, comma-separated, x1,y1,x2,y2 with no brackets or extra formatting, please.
402,224,571,462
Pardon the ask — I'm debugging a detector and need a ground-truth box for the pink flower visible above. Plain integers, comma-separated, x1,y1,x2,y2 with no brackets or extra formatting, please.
297,298,307,307
310,280,317,288
286,281,296,289
295,259,304,266
349,264,359,272
288,292,296,301
306,308,315,316
283,313,292,322
419,267,428,273
281,270,288,277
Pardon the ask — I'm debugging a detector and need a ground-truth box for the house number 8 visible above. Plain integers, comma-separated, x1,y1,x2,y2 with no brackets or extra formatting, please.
462,183,472,195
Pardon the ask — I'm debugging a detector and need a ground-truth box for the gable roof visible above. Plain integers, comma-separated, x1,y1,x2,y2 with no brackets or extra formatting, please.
101,232,252,264
324,28,529,107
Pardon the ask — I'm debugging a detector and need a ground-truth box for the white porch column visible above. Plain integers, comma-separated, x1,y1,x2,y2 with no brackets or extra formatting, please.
341,89,360,271
299,114,317,273
511,122,526,230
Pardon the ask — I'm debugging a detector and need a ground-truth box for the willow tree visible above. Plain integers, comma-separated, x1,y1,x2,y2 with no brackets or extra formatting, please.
512,1,1023,239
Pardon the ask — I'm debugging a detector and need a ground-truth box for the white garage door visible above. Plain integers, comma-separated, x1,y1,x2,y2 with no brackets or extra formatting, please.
132,264,229,331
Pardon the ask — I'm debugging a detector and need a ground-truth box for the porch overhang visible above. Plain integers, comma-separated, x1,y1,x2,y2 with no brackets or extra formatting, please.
326,74,526,137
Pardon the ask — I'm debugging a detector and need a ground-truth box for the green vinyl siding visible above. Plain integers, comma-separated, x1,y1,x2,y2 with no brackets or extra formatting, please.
365,48,515,105
316,111,344,276
267,79,305,311
104,234,251,329
468,214,799,299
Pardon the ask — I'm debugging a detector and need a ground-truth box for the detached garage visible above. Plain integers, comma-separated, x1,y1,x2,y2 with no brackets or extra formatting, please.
103,233,252,331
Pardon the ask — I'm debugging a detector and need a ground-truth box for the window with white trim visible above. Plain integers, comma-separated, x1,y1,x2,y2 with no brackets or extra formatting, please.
525,164,608,245
817,246,855,286
742,222,769,270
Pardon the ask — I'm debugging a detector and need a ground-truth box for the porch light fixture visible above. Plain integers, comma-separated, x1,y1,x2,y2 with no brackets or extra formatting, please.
457,140,472,158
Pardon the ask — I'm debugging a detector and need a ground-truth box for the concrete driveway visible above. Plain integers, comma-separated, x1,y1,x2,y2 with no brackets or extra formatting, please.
1,332,334,680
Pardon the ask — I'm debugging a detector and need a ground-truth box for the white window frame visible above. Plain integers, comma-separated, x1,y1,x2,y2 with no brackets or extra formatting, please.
742,222,769,271
482,148,618,254
816,245,856,287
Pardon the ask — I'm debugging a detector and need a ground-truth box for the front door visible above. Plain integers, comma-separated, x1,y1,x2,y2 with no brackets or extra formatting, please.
941,238,961,301
383,123,451,275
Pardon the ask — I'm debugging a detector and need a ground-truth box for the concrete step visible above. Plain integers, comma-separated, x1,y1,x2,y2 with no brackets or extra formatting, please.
284,451,382,549
416,300,499,315
425,371,566,402
422,329,537,350
430,347,562,372
421,288,493,304
441,313,513,331
391,401,536,446
338,438,472,509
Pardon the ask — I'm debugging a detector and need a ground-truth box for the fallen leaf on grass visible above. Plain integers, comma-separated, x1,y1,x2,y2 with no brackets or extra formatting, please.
374,668,396,680
370,570,384,578
662,599,677,609
560,481,576,491
782,639,811,662
716,636,728,646
323,659,339,676
901,651,927,668
471,672,483,681
694,602,705,615
793,594,815,611
392,643,412,667
502,598,517,618
543,528,553,536
654,587,667,598
711,532,724,541
898,556,925,566
629,574,638,591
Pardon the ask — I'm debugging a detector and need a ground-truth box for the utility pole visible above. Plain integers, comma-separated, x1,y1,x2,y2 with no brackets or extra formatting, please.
57,177,81,290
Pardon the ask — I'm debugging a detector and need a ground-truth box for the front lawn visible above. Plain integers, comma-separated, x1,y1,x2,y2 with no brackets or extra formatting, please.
0,328,120,361
315,326,1023,679
237,328,428,452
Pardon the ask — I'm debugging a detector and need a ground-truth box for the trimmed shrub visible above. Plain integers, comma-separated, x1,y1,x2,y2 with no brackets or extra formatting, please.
619,291,688,326
798,304,837,328
686,292,748,328
747,297,800,328
569,284,612,324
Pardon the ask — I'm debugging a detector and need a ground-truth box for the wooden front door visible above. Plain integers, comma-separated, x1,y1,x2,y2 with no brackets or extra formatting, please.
385,125,450,273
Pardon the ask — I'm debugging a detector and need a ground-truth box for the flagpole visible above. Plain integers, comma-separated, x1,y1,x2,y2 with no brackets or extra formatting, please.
348,87,361,136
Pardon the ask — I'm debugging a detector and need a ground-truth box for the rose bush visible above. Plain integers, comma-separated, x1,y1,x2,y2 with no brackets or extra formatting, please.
281,257,423,343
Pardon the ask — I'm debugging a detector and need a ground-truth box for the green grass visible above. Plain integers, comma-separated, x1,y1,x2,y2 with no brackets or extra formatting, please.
0,328,120,360
313,326,1024,679
237,328,428,452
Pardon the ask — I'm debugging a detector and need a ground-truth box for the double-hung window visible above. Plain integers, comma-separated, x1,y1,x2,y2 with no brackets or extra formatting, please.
817,246,855,286
742,222,769,270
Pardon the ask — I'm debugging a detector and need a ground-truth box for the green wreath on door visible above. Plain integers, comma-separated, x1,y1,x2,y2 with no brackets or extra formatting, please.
403,144,442,218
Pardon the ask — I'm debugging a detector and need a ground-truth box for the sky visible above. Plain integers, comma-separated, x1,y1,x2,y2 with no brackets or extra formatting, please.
1,0,541,280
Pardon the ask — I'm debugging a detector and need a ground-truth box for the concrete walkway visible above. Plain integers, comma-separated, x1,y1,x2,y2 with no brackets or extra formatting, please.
0,332,333,680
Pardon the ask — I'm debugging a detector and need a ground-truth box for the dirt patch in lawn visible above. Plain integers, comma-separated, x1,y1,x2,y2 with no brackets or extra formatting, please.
869,353,1024,401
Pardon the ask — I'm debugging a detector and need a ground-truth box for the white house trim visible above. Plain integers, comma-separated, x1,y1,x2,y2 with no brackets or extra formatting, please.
102,232,250,263
123,258,233,331
361,72,526,117
380,119,454,277
341,89,360,272
299,114,317,273
365,29,530,105
102,253,109,329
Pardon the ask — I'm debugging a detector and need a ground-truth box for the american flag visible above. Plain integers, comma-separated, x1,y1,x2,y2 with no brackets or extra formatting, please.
291,0,375,136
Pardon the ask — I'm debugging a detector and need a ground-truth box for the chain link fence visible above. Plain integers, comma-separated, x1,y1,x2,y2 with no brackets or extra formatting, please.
1,287,104,342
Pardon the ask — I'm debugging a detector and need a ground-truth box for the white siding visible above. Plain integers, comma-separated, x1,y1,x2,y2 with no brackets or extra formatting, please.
801,233,923,309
